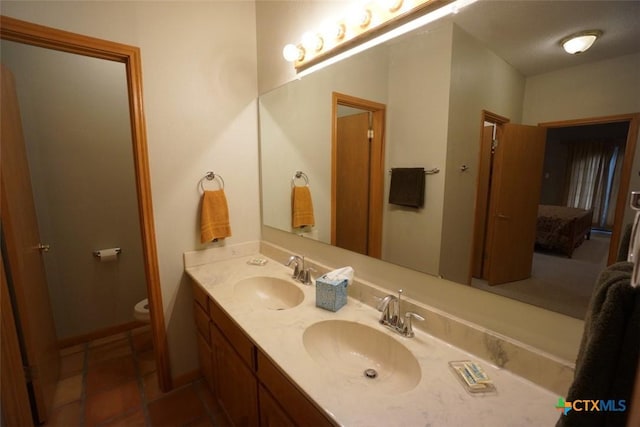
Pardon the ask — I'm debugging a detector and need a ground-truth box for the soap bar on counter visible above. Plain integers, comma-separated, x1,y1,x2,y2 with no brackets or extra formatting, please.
448,360,496,394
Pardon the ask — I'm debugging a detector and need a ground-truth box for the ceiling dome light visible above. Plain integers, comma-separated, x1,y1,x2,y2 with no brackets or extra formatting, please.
561,30,602,54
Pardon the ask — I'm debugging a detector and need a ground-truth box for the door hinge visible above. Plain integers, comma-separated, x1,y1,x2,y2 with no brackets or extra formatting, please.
367,129,374,140
491,139,498,153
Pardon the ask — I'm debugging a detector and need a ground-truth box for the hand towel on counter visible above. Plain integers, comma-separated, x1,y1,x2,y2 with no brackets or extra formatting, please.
556,261,640,427
388,167,425,208
200,189,232,243
291,185,315,228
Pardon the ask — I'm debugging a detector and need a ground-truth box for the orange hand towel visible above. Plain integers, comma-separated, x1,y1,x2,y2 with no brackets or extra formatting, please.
291,186,315,228
200,190,232,243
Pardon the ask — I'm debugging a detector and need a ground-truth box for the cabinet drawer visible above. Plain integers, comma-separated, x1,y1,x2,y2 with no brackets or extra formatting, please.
192,283,209,314
209,298,255,369
257,351,335,427
193,302,210,345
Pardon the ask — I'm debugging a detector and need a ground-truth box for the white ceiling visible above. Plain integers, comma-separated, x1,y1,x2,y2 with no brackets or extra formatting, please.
451,0,640,76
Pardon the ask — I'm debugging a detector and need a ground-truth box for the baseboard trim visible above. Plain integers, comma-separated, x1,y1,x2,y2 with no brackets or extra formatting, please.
58,321,146,348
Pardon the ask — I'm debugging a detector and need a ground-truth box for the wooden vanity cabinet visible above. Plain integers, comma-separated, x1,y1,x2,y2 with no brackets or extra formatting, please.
192,283,335,427
210,323,258,426
256,351,334,427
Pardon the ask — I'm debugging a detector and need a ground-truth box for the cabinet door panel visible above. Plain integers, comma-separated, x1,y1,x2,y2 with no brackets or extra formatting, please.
211,324,258,427
257,351,335,427
209,298,255,369
259,385,296,427
196,330,214,392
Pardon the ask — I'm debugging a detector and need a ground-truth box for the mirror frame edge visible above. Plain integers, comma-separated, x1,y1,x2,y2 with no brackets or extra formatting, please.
0,15,172,392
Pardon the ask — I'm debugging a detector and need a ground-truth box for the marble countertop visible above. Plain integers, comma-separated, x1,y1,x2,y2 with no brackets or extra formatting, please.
186,254,561,427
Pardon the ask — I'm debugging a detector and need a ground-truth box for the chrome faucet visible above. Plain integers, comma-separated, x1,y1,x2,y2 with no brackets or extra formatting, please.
376,289,424,338
285,255,314,285
286,255,303,279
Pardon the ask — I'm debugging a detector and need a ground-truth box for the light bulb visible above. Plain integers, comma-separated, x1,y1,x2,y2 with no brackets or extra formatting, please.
302,32,324,52
348,6,372,28
282,44,304,62
381,0,403,12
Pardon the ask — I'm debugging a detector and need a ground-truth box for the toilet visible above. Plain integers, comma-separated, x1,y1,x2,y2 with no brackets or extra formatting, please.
134,298,151,323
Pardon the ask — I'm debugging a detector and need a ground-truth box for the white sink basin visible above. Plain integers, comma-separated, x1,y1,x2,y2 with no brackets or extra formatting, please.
302,320,421,393
234,276,304,310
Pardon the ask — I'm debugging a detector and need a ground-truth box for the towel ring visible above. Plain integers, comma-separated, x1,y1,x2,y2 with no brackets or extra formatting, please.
199,171,225,193
291,171,309,187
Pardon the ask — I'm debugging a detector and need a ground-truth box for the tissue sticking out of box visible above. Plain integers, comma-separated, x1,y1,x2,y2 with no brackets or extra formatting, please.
315,266,354,312
323,266,354,285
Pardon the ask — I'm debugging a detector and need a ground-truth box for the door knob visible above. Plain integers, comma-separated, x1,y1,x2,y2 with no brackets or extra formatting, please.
497,214,510,220
37,243,50,253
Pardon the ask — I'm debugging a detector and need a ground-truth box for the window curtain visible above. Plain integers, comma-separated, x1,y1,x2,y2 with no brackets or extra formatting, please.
563,140,625,230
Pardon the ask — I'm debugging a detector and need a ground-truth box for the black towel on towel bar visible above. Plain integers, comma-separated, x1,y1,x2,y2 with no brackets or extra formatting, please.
388,167,425,208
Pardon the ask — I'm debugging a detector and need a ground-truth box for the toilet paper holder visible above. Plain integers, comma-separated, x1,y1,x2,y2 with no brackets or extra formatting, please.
93,248,122,258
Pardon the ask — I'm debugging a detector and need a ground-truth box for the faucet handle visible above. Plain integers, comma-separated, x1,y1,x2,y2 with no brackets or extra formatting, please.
402,312,424,338
298,267,316,285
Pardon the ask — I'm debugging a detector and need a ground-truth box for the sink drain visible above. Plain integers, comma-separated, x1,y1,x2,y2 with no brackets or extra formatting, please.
364,368,378,379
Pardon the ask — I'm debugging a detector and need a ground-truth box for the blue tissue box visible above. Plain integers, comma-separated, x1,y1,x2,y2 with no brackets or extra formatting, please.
315,275,348,312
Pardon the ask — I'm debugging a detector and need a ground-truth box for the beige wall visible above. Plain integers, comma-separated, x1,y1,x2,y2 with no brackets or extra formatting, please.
2,41,147,340
1,1,260,377
382,24,453,273
523,52,640,232
439,24,526,283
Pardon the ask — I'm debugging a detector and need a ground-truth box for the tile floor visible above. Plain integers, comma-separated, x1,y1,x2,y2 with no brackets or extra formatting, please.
46,326,229,427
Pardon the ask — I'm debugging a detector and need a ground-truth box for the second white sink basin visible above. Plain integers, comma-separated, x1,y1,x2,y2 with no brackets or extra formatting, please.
234,276,304,310
302,320,421,393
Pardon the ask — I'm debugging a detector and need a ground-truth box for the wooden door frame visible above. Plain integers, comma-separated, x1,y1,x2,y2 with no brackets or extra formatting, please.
469,111,510,283
539,112,640,265
331,92,386,258
0,16,172,391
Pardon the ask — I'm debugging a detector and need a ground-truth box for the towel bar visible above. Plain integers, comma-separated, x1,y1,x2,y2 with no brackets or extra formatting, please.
388,168,439,175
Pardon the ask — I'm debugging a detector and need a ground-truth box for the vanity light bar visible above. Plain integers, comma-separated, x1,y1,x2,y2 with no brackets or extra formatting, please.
283,0,477,74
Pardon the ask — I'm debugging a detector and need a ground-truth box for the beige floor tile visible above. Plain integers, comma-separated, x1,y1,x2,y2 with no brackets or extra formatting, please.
84,380,141,427
86,355,137,396
147,385,206,427
59,351,85,379
101,408,147,427
136,350,157,376
88,338,132,365
142,372,165,402
44,400,82,427
53,374,83,408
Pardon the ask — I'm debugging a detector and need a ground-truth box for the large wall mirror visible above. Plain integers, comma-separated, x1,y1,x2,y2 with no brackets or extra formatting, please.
259,1,640,320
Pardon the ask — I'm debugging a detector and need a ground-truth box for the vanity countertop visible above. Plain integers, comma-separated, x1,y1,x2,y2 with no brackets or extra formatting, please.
186,254,561,427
